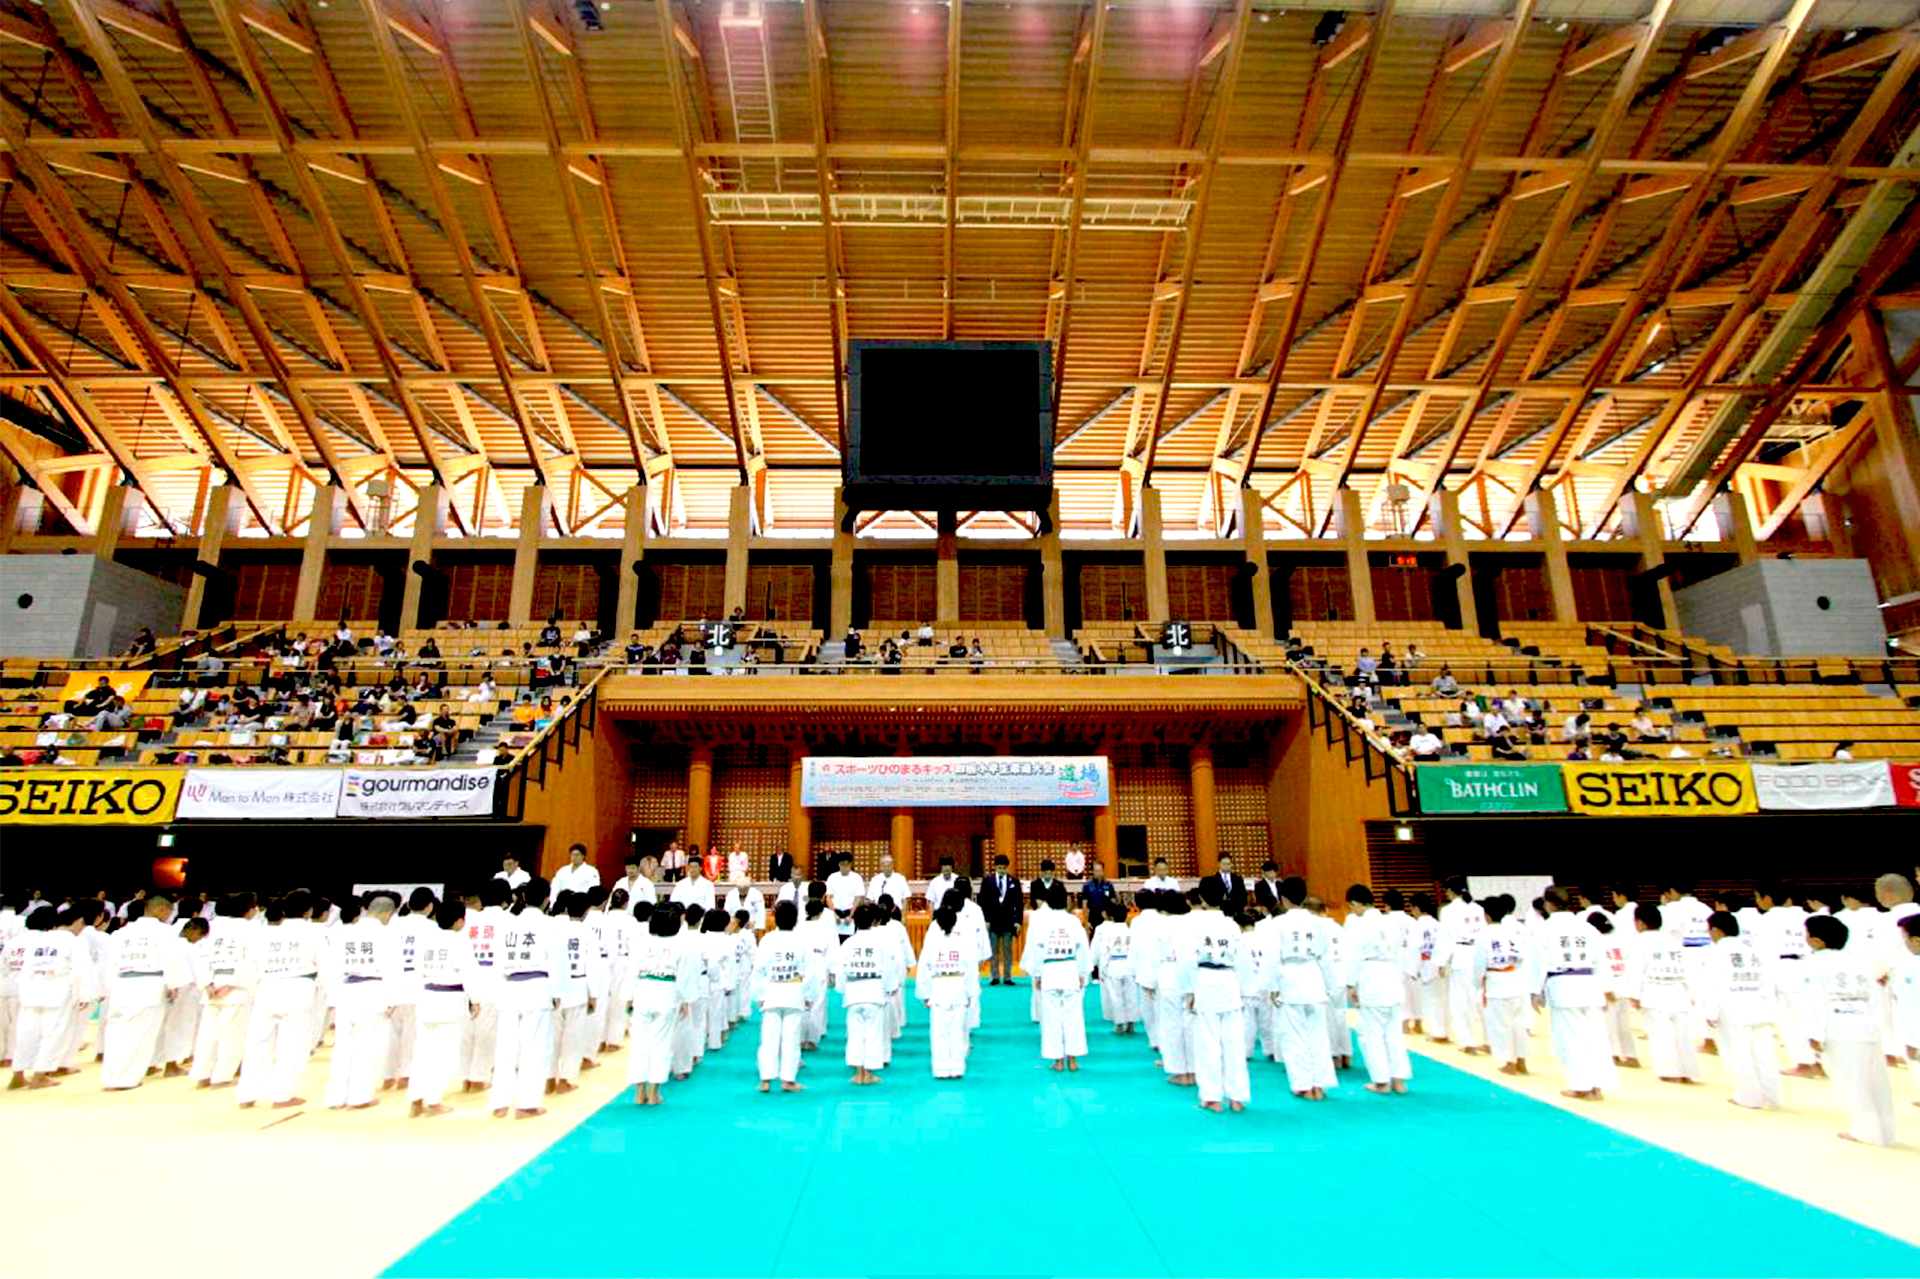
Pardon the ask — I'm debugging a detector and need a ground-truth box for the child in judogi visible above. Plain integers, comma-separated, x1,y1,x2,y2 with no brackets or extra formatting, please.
1590,911,1636,1068
752,900,823,1092
832,903,902,1085
579,887,614,1055
1379,889,1413,1034
9,908,99,1090
326,892,401,1110
1021,883,1091,1071
1149,893,1195,1084
1472,895,1530,1075
627,903,699,1106
237,892,322,1110
601,889,635,1052
0,920,28,1071
1749,881,1818,1076
915,902,974,1080
191,893,258,1090
549,892,606,1095
158,917,207,1077
1131,891,1166,1052
1181,878,1251,1111
492,878,561,1120
1436,878,1487,1053
730,910,756,1027
1698,911,1781,1111
1312,898,1351,1069
1259,878,1337,1100
947,877,990,1041
699,909,733,1054
1805,914,1896,1145
1343,885,1410,1095
1532,887,1617,1101
1092,899,1138,1035
796,898,836,1050
384,888,436,1092
1406,894,1444,1036
408,899,478,1118
1628,904,1699,1084
880,898,914,1046
100,894,191,1090
671,905,710,1078
1239,913,1276,1061
1893,915,1920,1073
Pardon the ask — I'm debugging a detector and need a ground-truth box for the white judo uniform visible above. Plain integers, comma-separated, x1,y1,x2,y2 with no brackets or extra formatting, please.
100,916,190,1089
831,931,903,1072
13,928,99,1077
1179,910,1251,1106
1809,945,1895,1146
1091,919,1139,1028
914,923,976,1078
1260,907,1338,1095
626,929,700,1087
1749,904,1816,1067
1344,906,1411,1087
1471,920,1531,1068
190,915,256,1086
1020,906,1090,1063
408,927,478,1109
550,916,608,1086
1533,913,1617,1095
1438,896,1487,1048
324,917,400,1108
464,905,511,1087
751,928,824,1084
492,913,562,1112
236,919,322,1107
1698,934,1781,1110
1628,929,1698,1081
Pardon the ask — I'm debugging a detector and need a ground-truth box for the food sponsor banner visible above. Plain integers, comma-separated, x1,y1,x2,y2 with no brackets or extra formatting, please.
177,768,344,820
1891,762,1920,809
1751,762,1896,812
55,671,150,704
1417,764,1568,814
0,768,181,824
1562,761,1757,816
339,768,496,819
801,756,1109,807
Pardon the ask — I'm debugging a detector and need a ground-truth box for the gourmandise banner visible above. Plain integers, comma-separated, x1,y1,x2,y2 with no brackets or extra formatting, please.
1561,761,1757,816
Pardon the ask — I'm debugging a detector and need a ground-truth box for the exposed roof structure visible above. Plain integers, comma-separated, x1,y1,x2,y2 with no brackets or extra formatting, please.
2,0,1918,543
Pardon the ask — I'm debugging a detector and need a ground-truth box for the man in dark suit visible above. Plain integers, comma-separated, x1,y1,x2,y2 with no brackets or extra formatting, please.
1253,860,1284,914
979,854,1024,985
768,850,794,885
1212,853,1248,915
1080,860,1117,925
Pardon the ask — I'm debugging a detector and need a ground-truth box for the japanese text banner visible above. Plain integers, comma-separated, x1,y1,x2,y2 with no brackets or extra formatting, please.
800,756,1110,807
1562,761,1757,816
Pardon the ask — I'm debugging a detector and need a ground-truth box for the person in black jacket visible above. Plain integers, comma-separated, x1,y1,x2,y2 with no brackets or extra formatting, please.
1209,853,1248,915
1081,860,1117,924
768,850,794,885
979,854,1024,985
1253,861,1284,914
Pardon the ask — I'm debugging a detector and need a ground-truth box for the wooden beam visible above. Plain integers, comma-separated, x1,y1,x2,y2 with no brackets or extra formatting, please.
800,0,851,458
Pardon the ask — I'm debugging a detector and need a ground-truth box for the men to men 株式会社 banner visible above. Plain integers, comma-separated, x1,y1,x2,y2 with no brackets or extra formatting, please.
175,768,345,820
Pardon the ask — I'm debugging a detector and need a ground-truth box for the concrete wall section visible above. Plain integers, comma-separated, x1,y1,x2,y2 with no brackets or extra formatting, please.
0,554,185,657
1675,558,1888,656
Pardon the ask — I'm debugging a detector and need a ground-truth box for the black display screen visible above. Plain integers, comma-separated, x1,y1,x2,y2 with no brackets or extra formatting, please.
847,341,1052,485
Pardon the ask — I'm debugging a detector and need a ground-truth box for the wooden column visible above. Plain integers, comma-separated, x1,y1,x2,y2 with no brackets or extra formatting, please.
891,808,916,871
830,485,854,635
294,485,346,623
1190,739,1219,875
1093,746,1118,879
1240,489,1274,638
509,483,548,622
615,483,649,633
0,479,28,553
1337,488,1376,625
182,483,237,629
1039,491,1065,638
788,744,811,868
1141,485,1170,619
1527,487,1579,623
724,484,751,617
1714,491,1758,565
992,741,1015,873
935,509,959,623
687,742,714,856
400,484,447,631
91,484,137,561
1431,490,1478,634
1626,491,1677,629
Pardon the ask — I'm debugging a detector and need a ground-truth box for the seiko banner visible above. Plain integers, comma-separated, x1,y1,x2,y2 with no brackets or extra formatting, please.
1751,762,1896,812
0,768,183,825
1562,761,1758,816
176,768,345,820
338,768,496,819
801,756,1110,807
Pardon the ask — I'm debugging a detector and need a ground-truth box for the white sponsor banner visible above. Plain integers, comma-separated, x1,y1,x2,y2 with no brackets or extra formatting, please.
1751,762,1896,812
800,756,1109,808
339,768,496,819
177,768,344,820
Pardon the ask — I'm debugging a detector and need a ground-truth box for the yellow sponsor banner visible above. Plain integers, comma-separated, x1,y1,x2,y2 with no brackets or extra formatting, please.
0,768,183,825
55,670,151,704
1562,761,1757,816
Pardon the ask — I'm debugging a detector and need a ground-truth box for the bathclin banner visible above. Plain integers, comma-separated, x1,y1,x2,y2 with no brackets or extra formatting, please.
800,756,1109,808
1562,761,1757,816
176,768,344,820
1750,762,1897,812
1417,763,1568,814
338,768,496,819
0,768,182,824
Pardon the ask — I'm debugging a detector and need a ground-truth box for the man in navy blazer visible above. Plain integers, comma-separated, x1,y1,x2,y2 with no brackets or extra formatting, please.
979,854,1024,985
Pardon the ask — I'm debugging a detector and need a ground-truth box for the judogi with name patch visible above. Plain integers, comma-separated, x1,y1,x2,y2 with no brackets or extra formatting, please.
1021,905,1091,1063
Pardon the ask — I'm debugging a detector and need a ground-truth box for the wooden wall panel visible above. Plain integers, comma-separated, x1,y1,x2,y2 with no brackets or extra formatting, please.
228,559,300,620
315,560,385,622
959,563,1028,621
655,563,725,621
865,563,937,621
745,564,815,622
1371,565,1441,622
1488,559,1552,623
1215,743,1271,872
1166,563,1234,620
808,808,892,880
1112,743,1194,874
1079,563,1146,621
1570,561,1638,622
533,561,602,623
444,560,514,621
710,745,790,871
629,744,690,831
1289,564,1354,623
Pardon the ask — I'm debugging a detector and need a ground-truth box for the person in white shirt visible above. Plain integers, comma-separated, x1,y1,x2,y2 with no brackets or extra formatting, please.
1091,900,1138,1035
1258,878,1338,1100
1628,904,1699,1084
495,856,531,893
624,903,698,1105
408,899,478,1118
726,841,751,886
1407,727,1444,759
325,893,401,1110
1532,887,1617,1101
1141,857,1180,895
236,892,322,1109
752,900,824,1091
826,853,866,940
10,909,99,1089
866,852,910,916
915,902,975,1079
1472,895,1531,1075
99,895,191,1090
1748,880,1818,1076
612,853,659,908
1697,912,1781,1110
659,838,688,882
832,904,903,1085
670,861,717,913
1343,885,1410,1095
1436,877,1487,1053
924,856,960,913
190,893,259,1090
492,878,563,1118
1805,914,1895,1146
1021,883,1091,1072
551,845,603,900
1181,878,1251,1111
725,880,766,933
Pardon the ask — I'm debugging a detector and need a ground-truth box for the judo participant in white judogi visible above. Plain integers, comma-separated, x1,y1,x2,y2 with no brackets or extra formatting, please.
8,909,99,1090
1131,892,1167,1049
1590,911,1635,1067
1471,895,1530,1074
698,910,734,1053
100,895,191,1090
1314,898,1351,1068
1092,900,1139,1034
626,903,699,1106
1436,878,1487,1052
408,900,478,1118
1258,879,1337,1100
1180,878,1250,1111
831,903,902,1085
879,898,914,1044
1406,896,1444,1036
1628,904,1699,1084
947,878,990,1038
1144,893,1194,1084
601,889,637,1050
1532,887,1617,1101
550,892,607,1093
236,892,322,1109
1239,914,1276,1061
1805,914,1896,1146
491,878,563,1119
1698,911,1781,1111
915,903,975,1079
1020,883,1090,1071
795,898,838,1049
384,888,436,1090
191,894,258,1089
1748,882,1818,1075
729,912,756,1026
1343,885,1410,1095
325,893,402,1110
752,900,823,1091
464,880,514,1090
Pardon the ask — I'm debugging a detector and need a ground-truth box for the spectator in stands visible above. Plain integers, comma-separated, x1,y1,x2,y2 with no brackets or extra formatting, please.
195,650,225,687
1378,644,1398,686
881,639,904,673
430,704,459,760
1520,706,1549,744
1566,742,1592,761
1478,703,1509,740
1429,665,1460,697
1487,727,1526,761
843,628,863,661
173,687,207,726
468,675,497,704
1354,648,1379,686
1404,642,1426,682
532,697,557,729
0,748,22,767
125,627,156,658
334,620,354,645
948,635,968,660
418,637,442,664
1408,725,1444,759
1832,741,1855,761
1630,706,1669,743
373,630,397,657
1284,635,1307,663
1564,710,1592,745
1347,687,1372,718
970,638,986,672
1499,689,1529,721
67,676,116,717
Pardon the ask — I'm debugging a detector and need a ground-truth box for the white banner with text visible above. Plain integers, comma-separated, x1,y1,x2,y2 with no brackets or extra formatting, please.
800,756,1109,808
338,768,497,819
176,768,345,820
1751,762,1896,812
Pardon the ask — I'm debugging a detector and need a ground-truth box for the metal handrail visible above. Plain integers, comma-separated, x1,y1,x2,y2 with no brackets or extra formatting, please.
496,666,608,820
